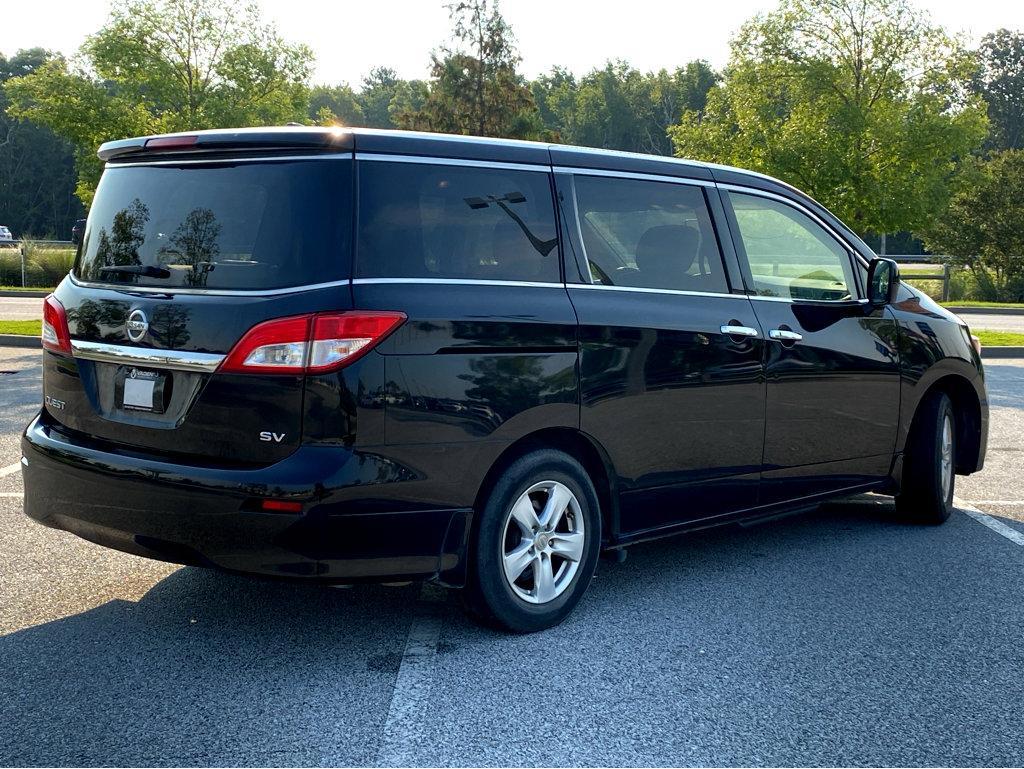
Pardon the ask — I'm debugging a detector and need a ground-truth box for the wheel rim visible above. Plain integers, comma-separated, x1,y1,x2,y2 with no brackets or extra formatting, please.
941,413,954,501
501,480,585,605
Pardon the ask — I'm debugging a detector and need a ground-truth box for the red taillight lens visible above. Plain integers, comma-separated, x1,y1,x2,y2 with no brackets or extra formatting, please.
41,295,71,355
144,135,198,150
219,311,406,375
261,499,303,513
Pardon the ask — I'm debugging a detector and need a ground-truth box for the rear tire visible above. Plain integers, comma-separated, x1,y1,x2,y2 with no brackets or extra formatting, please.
895,391,956,524
463,449,601,633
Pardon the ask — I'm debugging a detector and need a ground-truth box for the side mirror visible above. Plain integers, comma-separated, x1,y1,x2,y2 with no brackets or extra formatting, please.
868,257,900,306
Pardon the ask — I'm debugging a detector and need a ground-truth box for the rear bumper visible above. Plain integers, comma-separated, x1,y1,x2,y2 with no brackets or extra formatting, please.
21,413,471,584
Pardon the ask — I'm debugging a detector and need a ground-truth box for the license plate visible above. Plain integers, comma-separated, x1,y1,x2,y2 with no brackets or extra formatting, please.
118,368,166,413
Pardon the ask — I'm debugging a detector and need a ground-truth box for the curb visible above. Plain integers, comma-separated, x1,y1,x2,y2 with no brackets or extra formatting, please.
946,306,1024,316
0,290,49,298
0,334,40,349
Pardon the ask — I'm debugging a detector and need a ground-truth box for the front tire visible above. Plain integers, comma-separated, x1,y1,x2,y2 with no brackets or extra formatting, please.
463,450,601,633
896,391,956,524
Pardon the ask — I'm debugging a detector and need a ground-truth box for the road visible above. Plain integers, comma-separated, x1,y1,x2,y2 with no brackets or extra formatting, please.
1,346,1023,766
0,297,44,321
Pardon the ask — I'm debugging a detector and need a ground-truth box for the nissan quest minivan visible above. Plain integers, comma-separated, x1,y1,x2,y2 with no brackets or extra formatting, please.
22,127,988,632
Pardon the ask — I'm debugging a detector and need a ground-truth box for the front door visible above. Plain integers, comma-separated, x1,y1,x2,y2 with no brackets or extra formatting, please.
722,189,901,504
560,172,767,535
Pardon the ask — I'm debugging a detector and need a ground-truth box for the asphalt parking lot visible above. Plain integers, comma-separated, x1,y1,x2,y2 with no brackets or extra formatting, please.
1,346,1023,767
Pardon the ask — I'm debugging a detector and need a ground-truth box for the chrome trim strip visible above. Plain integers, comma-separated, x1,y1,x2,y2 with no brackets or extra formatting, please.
351,277,565,289
747,294,869,306
552,166,714,187
106,153,352,168
355,153,551,173
569,283,744,300
717,182,871,269
68,274,350,297
71,340,224,373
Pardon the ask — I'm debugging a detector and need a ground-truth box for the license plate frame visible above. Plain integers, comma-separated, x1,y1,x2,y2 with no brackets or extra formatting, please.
115,367,168,413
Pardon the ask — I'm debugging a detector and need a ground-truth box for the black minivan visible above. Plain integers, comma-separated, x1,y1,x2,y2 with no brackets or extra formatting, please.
23,127,988,632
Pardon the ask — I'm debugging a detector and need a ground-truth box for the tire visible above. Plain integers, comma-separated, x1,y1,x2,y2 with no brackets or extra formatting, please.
463,449,601,633
895,391,956,524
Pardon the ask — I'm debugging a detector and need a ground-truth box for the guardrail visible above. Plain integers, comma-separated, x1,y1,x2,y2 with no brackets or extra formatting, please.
887,255,952,301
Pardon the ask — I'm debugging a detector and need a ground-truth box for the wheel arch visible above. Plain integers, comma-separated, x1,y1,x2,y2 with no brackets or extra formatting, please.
904,372,984,476
472,427,621,547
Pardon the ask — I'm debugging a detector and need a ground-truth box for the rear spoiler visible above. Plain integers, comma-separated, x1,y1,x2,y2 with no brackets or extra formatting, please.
98,127,354,162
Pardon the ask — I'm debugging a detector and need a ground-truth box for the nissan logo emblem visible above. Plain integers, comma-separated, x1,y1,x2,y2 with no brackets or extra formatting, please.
126,309,149,343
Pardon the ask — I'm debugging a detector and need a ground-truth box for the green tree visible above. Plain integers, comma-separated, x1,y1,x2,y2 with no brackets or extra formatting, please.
308,84,365,126
0,49,84,238
974,29,1024,151
669,0,988,236
358,67,401,128
398,0,537,139
5,0,312,204
922,151,1024,301
531,60,718,154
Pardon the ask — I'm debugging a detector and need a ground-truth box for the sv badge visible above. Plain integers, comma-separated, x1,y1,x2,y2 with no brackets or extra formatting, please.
259,431,286,443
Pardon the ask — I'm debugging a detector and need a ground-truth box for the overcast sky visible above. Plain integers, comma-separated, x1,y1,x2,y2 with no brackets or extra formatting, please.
5,0,1024,87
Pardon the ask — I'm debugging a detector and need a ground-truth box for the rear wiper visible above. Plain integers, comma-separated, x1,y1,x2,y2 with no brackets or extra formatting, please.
98,265,171,279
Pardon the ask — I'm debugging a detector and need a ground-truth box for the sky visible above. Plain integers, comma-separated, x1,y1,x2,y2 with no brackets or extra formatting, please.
5,0,1024,87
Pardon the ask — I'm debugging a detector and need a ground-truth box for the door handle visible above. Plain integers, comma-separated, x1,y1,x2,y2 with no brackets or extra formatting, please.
720,324,759,338
769,329,803,343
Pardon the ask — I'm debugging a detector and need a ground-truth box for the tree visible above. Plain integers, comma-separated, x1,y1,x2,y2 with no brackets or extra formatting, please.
397,0,537,139
531,61,718,154
358,67,401,128
308,84,365,126
0,49,84,238
5,0,313,204
974,29,1024,151
922,151,1024,301
669,0,988,236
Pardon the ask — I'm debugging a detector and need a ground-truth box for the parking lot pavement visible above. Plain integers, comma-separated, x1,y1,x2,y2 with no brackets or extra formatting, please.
1,349,1023,767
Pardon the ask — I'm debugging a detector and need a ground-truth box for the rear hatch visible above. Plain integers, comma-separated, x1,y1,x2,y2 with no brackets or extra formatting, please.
45,148,354,466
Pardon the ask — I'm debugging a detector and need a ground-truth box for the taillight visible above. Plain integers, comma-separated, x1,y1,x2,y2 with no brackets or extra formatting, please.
41,295,71,355
219,311,406,375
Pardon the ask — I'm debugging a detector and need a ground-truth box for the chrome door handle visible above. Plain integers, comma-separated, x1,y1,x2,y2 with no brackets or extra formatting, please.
769,329,803,342
720,324,759,338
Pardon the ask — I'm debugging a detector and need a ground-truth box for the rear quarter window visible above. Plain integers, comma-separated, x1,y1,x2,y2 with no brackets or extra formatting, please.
77,159,352,291
356,160,560,283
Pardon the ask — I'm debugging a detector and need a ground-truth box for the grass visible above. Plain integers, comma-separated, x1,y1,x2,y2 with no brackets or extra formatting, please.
0,319,41,336
943,300,1024,309
0,285,55,292
974,329,1024,347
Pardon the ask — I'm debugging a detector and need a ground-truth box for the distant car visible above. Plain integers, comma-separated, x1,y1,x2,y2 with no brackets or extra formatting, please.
0,226,13,244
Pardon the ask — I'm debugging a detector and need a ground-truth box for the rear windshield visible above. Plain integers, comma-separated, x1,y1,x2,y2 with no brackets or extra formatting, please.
76,159,351,290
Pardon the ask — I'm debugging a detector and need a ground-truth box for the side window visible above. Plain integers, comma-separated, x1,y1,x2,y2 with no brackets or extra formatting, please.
728,192,856,301
572,175,729,294
357,161,559,282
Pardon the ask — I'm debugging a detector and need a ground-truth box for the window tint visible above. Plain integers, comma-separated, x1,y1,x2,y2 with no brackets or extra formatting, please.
357,161,559,282
77,160,351,290
573,175,729,294
728,192,856,301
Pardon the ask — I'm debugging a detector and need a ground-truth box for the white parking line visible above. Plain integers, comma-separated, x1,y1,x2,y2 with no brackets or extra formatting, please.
0,462,22,478
967,500,1024,505
376,584,446,765
956,498,1024,547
